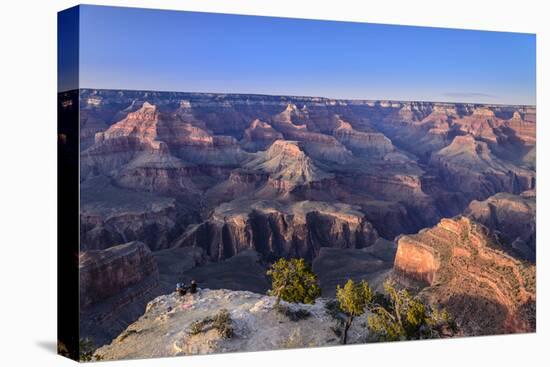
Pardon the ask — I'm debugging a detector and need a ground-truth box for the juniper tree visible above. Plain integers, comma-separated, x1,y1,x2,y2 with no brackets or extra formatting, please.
267,258,321,306
336,279,374,344
367,279,456,341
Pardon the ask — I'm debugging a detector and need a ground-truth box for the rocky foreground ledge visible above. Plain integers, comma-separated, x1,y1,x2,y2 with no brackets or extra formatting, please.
96,289,370,360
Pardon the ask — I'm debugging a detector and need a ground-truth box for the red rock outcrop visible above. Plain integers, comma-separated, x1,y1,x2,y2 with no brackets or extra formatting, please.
394,237,439,286
453,107,503,143
99,102,161,142
271,104,354,163
82,102,250,183
244,140,333,192
504,111,536,146
272,103,309,129
240,119,284,151
394,216,536,335
81,102,169,177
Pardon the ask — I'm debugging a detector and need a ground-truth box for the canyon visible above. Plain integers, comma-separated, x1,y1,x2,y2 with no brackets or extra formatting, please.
71,89,536,351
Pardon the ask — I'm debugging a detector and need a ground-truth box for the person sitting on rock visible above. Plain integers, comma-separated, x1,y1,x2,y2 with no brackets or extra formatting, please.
176,282,187,296
190,280,197,294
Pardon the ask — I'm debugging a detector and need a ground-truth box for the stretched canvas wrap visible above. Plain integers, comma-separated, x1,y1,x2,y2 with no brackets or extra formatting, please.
58,5,536,362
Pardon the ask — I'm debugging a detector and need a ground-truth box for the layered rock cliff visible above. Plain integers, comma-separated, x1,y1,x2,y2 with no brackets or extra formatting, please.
333,115,394,157
79,241,161,346
271,104,354,163
81,101,250,190
465,192,536,261
430,135,535,198
176,200,378,262
240,119,284,151
79,241,159,307
80,177,181,251
244,140,333,192
394,217,535,335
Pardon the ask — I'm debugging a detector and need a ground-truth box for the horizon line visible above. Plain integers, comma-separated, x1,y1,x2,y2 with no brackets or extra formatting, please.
60,87,536,108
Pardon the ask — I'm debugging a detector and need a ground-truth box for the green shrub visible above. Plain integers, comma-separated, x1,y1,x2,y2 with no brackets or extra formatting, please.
267,258,321,305
188,318,211,335
336,279,374,344
188,309,233,339
212,309,233,338
367,279,456,341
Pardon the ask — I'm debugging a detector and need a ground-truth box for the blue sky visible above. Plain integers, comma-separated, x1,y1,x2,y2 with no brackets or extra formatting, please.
77,5,536,105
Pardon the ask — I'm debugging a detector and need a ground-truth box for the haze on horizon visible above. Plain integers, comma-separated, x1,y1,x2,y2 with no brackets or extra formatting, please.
73,5,535,105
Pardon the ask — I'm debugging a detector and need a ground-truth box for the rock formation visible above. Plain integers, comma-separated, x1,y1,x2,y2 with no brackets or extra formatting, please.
465,192,536,261
79,241,161,345
113,149,198,195
430,135,535,198
333,115,394,157
79,241,159,307
79,110,110,151
271,104,354,163
394,217,535,335
244,140,333,192
95,289,370,360
81,101,249,188
504,111,536,146
176,200,378,262
80,177,180,251
240,119,284,151
453,107,502,143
